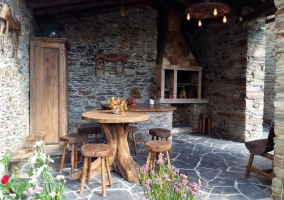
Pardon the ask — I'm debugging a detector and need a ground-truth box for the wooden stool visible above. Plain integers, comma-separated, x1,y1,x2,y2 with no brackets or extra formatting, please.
199,113,211,134
149,128,171,141
80,144,113,197
59,134,88,174
78,126,102,143
127,126,138,156
144,140,171,181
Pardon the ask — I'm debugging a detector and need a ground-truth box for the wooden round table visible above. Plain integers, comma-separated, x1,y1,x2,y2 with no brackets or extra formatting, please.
69,110,150,183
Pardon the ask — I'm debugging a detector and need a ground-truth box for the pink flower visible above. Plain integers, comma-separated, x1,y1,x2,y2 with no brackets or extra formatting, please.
175,187,180,193
146,184,150,191
182,179,187,185
1,175,9,184
9,193,16,199
155,178,161,185
182,193,186,198
23,191,29,196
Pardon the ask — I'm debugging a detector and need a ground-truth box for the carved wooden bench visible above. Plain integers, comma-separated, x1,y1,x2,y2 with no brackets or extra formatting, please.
10,131,46,168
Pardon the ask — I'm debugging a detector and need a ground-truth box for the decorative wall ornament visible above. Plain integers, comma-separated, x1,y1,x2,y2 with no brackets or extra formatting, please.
94,52,126,76
0,4,21,55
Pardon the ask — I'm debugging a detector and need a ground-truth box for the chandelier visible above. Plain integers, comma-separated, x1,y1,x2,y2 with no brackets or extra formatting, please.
185,0,230,27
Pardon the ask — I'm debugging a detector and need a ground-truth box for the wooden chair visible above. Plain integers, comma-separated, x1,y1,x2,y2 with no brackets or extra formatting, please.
78,126,102,143
59,134,88,174
127,126,138,156
149,128,171,141
245,126,275,179
80,144,113,197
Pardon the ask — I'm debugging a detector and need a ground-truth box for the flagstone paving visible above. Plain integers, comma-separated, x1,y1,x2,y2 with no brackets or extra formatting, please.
48,128,273,200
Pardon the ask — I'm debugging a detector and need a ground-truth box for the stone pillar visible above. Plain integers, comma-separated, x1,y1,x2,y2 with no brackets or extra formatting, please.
272,1,284,199
245,18,266,140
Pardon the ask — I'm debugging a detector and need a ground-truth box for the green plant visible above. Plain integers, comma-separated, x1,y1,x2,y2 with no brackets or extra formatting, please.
0,141,65,200
137,153,200,200
181,84,186,92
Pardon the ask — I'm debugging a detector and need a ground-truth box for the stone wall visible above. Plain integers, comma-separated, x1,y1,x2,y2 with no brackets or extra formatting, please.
0,0,35,158
263,21,275,126
187,16,269,142
272,0,284,199
36,7,157,133
245,18,266,140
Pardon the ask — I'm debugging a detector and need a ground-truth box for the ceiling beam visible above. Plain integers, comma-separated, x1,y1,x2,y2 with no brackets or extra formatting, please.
235,1,277,23
35,1,152,23
32,0,149,16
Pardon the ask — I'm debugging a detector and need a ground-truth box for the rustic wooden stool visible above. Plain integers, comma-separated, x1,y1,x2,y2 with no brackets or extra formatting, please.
127,126,138,156
80,144,113,197
144,140,171,181
245,126,275,179
199,113,212,134
149,128,171,141
146,140,172,167
59,134,88,174
78,126,102,143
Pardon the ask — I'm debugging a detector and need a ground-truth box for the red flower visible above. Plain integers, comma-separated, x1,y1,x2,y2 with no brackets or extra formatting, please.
1,175,9,184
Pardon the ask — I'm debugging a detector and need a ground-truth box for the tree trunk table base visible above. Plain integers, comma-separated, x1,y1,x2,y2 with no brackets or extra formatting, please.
68,123,140,183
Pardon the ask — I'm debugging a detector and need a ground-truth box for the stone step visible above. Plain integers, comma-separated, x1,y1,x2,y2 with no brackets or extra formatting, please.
172,126,193,134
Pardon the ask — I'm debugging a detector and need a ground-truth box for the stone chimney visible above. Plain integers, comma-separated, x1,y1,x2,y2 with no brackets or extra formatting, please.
156,12,204,103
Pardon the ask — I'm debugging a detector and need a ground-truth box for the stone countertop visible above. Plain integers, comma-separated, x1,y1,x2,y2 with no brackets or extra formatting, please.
102,104,177,112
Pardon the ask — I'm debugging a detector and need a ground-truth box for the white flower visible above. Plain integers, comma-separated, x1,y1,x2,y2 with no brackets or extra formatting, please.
28,177,37,184
30,154,37,164
36,164,48,176
50,192,55,197
56,175,65,180
39,153,46,160
47,156,54,163
33,141,42,148
0,163,5,175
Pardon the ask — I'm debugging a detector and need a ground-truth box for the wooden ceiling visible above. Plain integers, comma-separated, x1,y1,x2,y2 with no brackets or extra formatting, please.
25,0,276,24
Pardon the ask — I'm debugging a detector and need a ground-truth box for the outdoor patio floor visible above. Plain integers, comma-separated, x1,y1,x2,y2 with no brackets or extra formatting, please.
48,128,273,200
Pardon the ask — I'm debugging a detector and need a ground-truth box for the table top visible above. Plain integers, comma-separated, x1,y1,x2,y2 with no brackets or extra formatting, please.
81,110,150,123
102,104,177,112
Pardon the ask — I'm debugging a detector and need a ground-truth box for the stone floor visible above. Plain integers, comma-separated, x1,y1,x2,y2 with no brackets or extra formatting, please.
48,129,273,200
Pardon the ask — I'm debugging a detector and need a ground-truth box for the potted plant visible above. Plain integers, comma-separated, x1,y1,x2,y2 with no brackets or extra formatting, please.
129,87,141,105
180,84,186,98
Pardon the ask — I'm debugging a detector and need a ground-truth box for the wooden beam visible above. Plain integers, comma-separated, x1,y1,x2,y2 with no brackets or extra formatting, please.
235,2,277,24
35,1,152,23
32,0,149,16
26,0,90,9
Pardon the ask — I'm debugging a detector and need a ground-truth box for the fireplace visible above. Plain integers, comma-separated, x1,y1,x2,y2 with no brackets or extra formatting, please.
156,12,208,104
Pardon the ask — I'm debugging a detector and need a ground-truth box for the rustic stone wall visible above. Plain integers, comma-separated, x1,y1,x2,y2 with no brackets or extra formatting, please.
187,16,269,142
36,7,157,133
0,0,35,158
272,1,284,199
263,21,275,126
245,17,266,140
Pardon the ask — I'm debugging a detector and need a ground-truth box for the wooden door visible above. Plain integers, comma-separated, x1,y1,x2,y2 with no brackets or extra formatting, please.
30,38,69,145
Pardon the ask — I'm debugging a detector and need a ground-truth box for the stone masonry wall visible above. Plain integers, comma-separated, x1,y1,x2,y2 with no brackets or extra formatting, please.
263,21,276,126
190,18,248,141
188,16,268,142
272,1,284,199
36,7,157,133
245,18,266,140
0,0,35,158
